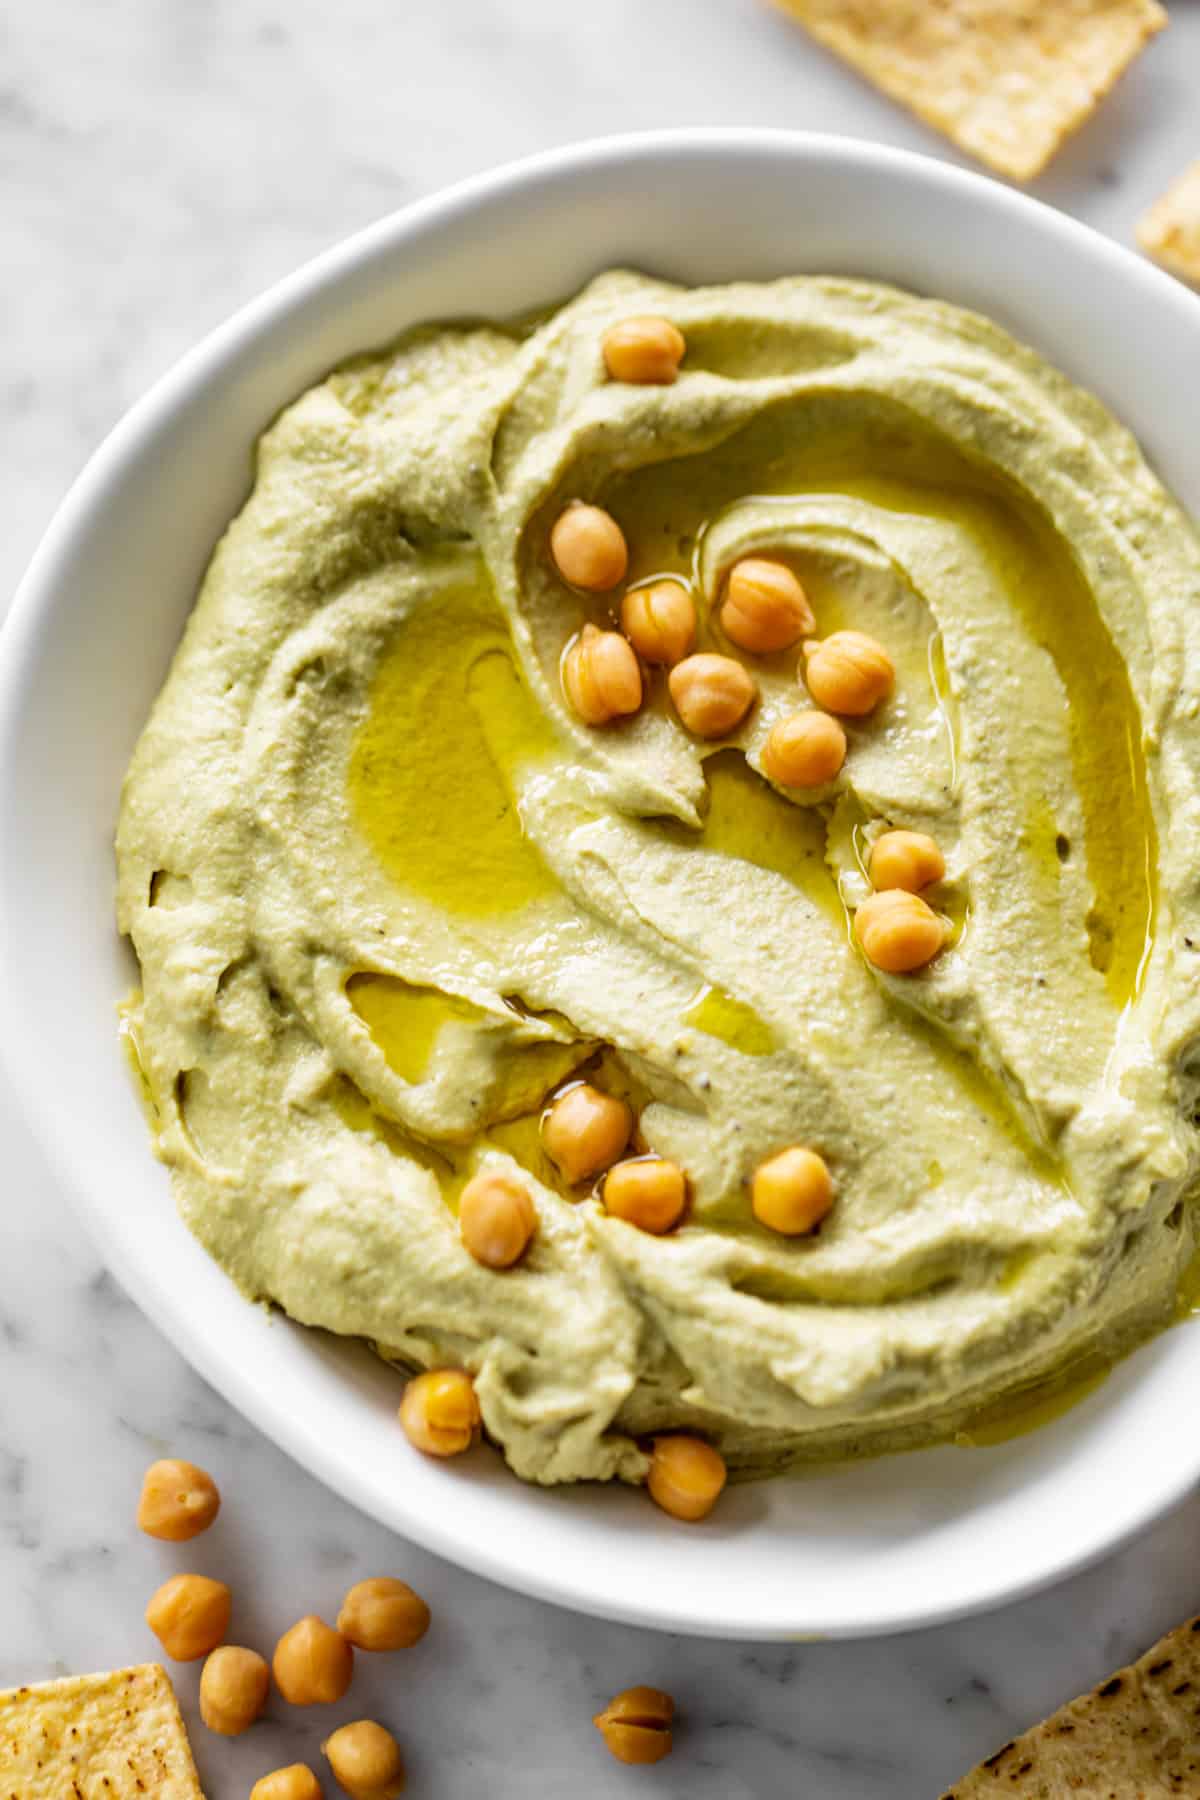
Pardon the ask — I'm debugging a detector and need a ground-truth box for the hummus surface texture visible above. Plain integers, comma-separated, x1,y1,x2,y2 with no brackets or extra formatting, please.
117,272,1200,1486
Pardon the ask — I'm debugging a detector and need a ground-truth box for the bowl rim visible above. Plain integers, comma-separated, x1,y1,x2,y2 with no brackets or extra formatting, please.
4,127,1200,1641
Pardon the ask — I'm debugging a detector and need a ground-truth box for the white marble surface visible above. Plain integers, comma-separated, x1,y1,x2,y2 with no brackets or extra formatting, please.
4,2,1200,1794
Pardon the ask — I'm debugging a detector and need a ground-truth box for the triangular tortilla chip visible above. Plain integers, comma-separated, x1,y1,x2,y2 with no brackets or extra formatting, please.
0,1663,205,1798
1139,161,1200,288
942,1613,1200,1795
769,0,1166,183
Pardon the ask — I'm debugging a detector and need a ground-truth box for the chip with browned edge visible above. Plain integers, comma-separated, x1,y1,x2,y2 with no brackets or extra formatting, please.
1139,161,1200,288
769,0,1166,183
0,1663,204,1798
942,1613,1200,1795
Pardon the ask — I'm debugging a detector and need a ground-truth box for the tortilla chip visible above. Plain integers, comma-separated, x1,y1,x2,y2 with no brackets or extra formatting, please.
1138,161,1200,287
0,1663,204,1798
942,1613,1200,1794
769,0,1166,183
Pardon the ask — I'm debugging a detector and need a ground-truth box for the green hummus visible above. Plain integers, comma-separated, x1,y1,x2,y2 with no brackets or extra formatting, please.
116,271,1200,1485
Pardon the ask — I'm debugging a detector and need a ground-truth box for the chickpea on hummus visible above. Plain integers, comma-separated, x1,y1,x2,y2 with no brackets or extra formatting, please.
117,271,1200,1495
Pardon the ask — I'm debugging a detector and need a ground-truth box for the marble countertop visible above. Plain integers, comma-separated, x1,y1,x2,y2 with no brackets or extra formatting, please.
4,2,1200,1794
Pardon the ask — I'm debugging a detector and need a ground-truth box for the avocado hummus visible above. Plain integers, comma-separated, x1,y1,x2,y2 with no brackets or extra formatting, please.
116,271,1200,1486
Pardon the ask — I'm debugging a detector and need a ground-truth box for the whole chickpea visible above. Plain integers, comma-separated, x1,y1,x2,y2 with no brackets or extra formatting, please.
337,1578,430,1653
602,316,686,385
323,1720,405,1800
621,579,696,665
720,558,814,654
459,1171,536,1269
646,1435,727,1522
854,888,946,973
272,1615,354,1707
136,1458,220,1542
250,1766,323,1800
668,653,757,738
144,1573,231,1662
550,503,628,592
802,630,894,716
199,1645,270,1736
751,1146,834,1236
603,1158,687,1235
542,1083,632,1184
399,1369,481,1459
869,829,945,894
562,624,642,727
593,1686,675,1765
761,711,846,788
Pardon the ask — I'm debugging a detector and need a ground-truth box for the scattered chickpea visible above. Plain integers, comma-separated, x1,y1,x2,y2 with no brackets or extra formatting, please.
337,1578,430,1653
752,1146,834,1237
542,1083,632,1184
272,1614,354,1707
198,1645,270,1737
761,711,846,788
647,1435,727,1522
720,557,815,654
621,579,696,665
854,888,947,973
399,1369,481,1459
668,652,757,738
459,1171,536,1270
136,1458,220,1542
869,829,945,894
250,1766,323,1800
144,1573,231,1663
593,1686,675,1765
802,630,894,716
550,502,628,592
603,1157,687,1235
323,1720,405,1800
602,316,686,386
562,623,642,726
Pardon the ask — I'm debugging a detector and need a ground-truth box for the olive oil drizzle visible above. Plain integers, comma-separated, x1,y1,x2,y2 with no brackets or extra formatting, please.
346,975,484,1084
605,413,1156,1010
348,577,559,920
683,983,776,1057
650,749,842,925
953,1353,1110,1449
1174,1241,1200,1320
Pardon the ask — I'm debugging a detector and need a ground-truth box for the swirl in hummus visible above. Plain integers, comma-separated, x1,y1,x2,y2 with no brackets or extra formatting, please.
117,271,1200,1488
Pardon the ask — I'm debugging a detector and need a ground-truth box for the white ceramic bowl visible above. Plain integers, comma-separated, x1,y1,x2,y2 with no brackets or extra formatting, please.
4,131,1200,1640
